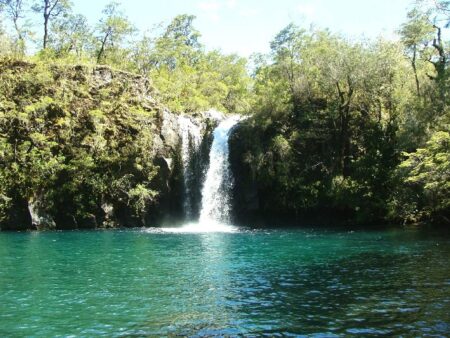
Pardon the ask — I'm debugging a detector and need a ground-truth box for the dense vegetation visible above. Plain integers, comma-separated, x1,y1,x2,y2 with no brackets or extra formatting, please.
0,0,449,229
0,60,172,229
231,1,449,225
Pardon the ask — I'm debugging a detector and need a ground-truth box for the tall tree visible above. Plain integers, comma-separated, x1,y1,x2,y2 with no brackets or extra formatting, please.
95,1,134,63
399,8,434,96
32,0,71,49
150,14,202,70
0,0,28,54
270,24,305,117
414,0,449,82
408,0,449,124
163,14,200,49
50,12,91,56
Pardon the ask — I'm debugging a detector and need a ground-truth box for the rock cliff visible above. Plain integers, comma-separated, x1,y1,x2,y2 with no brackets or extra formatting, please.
0,60,216,230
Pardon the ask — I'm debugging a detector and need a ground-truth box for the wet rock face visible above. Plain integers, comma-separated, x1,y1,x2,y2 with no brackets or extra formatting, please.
228,124,261,225
147,154,183,225
78,214,98,229
92,66,113,86
10,109,214,231
101,203,115,228
147,111,217,225
28,197,56,230
160,110,181,152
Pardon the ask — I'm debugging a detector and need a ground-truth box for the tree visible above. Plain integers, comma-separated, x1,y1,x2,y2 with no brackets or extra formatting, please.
414,1,449,82
149,14,202,71
142,15,253,114
32,0,71,49
400,2,449,133
239,26,419,223
398,131,450,223
399,8,435,95
0,0,28,55
95,1,134,64
270,23,306,117
131,33,155,76
433,0,450,23
50,12,91,57
163,14,200,49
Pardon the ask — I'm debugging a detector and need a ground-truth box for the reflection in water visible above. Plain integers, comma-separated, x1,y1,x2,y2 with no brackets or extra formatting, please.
169,233,235,332
0,229,449,336
160,221,237,233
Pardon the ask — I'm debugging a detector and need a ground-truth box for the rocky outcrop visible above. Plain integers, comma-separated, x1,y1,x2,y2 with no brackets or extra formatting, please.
28,196,56,230
159,110,181,151
0,61,219,231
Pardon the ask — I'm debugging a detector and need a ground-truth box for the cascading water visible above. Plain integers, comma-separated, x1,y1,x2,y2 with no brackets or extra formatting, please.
163,115,240,233
178,115,202,219
199,115,240,226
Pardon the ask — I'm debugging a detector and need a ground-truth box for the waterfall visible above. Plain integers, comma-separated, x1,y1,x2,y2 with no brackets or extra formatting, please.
199,115,240,226
162,114,239,233
178,115,202,219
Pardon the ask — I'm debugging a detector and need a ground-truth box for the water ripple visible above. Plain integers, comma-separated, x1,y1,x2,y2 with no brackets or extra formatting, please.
0,228,448,336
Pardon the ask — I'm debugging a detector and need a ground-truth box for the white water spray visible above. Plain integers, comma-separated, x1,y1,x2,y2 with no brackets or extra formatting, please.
163,115,240,233
199,115,240,227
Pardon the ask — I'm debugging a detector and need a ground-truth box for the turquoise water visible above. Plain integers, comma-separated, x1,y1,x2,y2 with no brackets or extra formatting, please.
0,228,449,336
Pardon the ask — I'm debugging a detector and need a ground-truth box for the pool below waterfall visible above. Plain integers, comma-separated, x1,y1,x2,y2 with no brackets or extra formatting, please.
0,227,449,336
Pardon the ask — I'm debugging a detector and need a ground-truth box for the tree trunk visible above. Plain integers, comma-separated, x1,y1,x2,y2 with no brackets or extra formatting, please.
412,45,420,96
13,21,23,42
97,30,111,63
431,25,447,82
43,14,49,49
13,19,25,56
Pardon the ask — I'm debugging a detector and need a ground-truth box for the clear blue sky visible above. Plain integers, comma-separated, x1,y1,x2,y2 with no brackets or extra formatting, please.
73,0,413,56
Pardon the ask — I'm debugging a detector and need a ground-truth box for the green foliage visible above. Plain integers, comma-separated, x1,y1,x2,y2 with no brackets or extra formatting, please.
50,12,91,57
163,14,201,49
32,0,73,49
95,1,134,64
395,131,450,222
0,59,160,228
399,8,435,49
235,23,448,225
0,0,29,56
131,15,253,114
2,4,253,114
0,2,449,229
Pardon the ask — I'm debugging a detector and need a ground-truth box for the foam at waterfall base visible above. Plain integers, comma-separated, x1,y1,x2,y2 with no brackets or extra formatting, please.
160,220,237,233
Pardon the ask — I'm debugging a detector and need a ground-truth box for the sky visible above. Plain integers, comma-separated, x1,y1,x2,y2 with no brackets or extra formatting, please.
72,0,414,57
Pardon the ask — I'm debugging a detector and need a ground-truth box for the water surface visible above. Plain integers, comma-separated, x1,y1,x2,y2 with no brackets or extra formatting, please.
0,227,449,336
